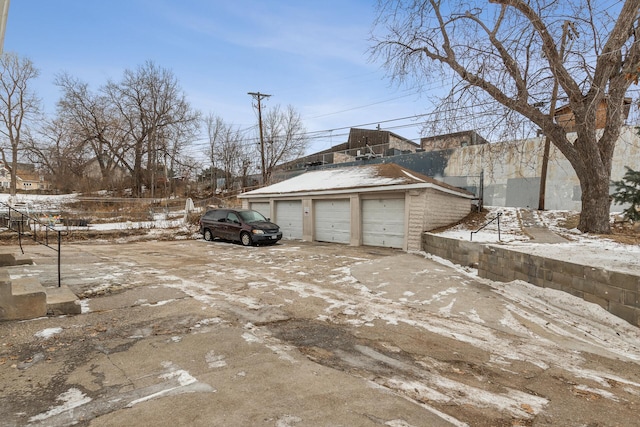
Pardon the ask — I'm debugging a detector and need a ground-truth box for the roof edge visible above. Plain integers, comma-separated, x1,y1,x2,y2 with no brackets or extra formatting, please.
239,182,474,199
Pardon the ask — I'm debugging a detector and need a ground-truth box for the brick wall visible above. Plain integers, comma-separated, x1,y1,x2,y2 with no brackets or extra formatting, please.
422,234,640,327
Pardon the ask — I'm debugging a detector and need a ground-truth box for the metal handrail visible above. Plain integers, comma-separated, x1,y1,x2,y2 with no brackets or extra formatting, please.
1,202,64,287
470,212,502,242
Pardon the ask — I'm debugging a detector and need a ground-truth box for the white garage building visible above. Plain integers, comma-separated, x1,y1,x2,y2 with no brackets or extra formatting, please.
239,164,473,251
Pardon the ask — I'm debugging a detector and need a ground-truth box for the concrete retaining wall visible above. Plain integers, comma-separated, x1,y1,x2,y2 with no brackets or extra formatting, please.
422,233,483,268
422,233,640,327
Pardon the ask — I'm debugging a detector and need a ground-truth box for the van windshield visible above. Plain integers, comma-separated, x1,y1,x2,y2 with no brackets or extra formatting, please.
238,210,268,223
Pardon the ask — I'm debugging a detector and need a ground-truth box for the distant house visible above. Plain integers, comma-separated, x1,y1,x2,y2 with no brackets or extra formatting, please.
84,157,128,185
0,162,8,190
346,128,420,157
421,130,488,152
0,161,49,191
554,97,632,132
281,127,421,170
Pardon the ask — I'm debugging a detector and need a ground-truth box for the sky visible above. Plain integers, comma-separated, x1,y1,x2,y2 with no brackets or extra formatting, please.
3,0,435,160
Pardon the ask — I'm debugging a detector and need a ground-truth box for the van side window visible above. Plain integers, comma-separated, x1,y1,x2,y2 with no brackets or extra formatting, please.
227,212,240,223
205,210,227,221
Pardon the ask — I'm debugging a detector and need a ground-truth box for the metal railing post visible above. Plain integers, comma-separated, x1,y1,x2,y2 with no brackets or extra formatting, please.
1,201,64,286
58,232,61,287
470,212,503,242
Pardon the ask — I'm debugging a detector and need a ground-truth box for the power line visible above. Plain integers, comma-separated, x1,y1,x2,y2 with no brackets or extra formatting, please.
185,86,640,156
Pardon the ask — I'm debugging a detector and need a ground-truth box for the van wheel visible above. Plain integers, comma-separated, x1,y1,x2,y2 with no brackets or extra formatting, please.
204,229,214,241
240,232,252,246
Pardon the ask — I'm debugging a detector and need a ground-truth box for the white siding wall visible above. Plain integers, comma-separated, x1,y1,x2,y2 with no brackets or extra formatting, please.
423,189,472,232
406,190,427,252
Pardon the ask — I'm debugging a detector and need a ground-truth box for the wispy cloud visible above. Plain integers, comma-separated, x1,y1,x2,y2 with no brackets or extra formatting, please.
154,1,375,67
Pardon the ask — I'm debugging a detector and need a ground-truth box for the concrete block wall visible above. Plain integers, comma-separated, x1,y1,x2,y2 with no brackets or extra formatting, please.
422,234,640,327
478,245,640,326
422,233,483,268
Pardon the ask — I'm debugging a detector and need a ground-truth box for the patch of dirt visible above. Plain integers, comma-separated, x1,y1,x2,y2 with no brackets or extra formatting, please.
429,208,490,233
0,227,197,244
555,213,580,230
607,222,640,245
555,212,640,245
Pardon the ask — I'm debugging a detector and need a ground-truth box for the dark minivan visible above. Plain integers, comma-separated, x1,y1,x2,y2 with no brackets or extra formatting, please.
199,208,282,246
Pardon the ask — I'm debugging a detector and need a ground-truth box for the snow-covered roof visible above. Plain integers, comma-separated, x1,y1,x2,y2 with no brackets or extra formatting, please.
239,164,474,198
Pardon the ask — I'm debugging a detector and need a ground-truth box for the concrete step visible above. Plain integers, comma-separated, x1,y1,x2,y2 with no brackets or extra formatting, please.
46,285,81,316
0,252,33,267
0,275,81,320
2,277,48,320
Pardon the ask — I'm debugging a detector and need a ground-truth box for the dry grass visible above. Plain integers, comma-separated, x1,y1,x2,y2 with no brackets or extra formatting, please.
429,209,491,233
61,198,194,223
604,222,640,245
554,212,640,245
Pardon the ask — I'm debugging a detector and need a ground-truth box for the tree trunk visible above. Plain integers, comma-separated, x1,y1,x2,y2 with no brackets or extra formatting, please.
10,144,17,196
133,145,143,197
577,165,612,234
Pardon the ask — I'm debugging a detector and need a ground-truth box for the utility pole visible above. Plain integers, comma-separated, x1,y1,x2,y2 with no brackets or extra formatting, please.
0,0,9,55
248,92,271,185
538,21,576,210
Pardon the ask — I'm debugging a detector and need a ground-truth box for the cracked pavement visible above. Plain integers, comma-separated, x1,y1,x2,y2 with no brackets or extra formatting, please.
1,239,640,426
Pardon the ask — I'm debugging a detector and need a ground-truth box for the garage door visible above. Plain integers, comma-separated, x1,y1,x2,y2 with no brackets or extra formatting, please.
275,200,303,240
250,202,271,219
314,199,350,244
362,198,405,248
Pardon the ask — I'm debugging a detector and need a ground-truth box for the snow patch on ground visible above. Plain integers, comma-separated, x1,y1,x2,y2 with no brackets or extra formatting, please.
29,388,92,422
35,327,63,339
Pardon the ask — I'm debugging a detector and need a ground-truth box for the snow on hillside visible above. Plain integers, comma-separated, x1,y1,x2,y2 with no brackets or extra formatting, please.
435,206,640,275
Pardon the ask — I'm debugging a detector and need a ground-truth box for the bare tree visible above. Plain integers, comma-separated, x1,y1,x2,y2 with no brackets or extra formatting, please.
203,115,252,193
216,124,243,191
0,52,40,196
372,0,640,233
103,61,200,197
205,113,225,194
24,117,88,191
261,104,308,184
163,122,199,196
54,73,124,187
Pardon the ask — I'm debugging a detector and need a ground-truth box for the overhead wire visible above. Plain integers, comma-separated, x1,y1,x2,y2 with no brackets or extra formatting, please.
183,86,640,159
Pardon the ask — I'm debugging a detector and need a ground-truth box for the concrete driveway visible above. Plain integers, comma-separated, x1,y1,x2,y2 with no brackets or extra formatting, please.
1,239,640,426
